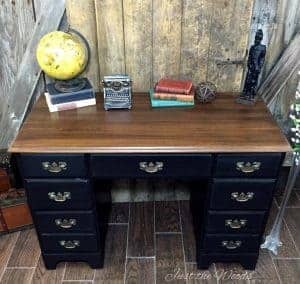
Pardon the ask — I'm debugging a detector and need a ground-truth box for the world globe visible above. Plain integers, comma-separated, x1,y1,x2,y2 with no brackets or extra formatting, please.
36,31,88,80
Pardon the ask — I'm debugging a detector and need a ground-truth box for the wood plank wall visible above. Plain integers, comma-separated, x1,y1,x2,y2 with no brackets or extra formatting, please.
67,0,254,92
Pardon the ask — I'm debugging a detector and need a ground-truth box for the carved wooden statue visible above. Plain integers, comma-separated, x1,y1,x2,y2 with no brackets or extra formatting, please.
237,29,266,104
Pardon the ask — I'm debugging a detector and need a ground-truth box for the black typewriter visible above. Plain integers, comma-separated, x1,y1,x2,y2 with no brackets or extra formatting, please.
102,75,132,110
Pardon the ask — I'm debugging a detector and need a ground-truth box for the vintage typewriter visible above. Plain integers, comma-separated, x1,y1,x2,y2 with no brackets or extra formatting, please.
102,75,132,110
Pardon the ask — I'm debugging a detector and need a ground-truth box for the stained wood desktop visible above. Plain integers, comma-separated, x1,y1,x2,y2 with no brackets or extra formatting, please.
9,93,290,153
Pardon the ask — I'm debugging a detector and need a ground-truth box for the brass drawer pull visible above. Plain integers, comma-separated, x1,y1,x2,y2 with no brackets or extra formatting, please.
139,162,164,173
222,240,242,250
59,240,80,249
231,192,254,202
55,218,77,229
48,192,71,202
42,161,67,173
236,162,261,173
225,219,247,229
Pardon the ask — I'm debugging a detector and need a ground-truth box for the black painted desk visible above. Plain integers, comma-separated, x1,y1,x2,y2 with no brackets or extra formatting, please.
9,93,291,270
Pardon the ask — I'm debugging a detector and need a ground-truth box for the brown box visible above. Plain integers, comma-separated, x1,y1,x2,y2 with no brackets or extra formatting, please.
1,203,32,230
0,188,33,233
0,168,10,192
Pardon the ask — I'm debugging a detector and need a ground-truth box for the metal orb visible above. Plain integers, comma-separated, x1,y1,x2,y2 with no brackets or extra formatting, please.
195,82,217,103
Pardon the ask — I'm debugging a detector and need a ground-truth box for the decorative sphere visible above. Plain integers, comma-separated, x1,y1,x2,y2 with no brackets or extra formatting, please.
195,82,217,103
36,31,88,80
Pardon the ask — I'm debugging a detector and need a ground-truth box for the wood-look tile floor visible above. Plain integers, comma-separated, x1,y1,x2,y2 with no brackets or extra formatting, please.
1,194,300,283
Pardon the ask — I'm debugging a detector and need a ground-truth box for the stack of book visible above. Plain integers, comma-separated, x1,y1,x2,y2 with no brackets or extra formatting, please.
45,78,96,112
149,78,195,108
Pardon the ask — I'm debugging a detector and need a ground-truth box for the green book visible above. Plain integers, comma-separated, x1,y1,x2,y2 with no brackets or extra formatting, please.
149,89,194,108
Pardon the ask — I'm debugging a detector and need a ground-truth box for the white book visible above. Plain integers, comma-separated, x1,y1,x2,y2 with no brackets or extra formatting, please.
44,92,96,112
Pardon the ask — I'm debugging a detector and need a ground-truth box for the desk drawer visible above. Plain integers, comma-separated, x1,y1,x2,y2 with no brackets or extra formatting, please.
206,211,266,233
90,154,212,178
210,179,275,210
34,211,97,233
25,179,93,210
203,234,260,253
19,154,87,178
40,233,98,252
214,154,282,178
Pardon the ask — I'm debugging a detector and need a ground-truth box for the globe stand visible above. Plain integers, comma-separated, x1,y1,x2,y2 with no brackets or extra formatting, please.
54,78,87,93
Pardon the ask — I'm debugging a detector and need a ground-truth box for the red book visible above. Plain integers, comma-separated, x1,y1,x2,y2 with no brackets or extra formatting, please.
155,79,193,95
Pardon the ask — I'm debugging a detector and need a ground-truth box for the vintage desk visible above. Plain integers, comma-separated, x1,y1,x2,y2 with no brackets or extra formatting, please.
9,93,291,270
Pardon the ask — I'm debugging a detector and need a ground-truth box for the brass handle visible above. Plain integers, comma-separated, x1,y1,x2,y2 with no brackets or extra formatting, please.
222,240,242,250
42,161,67,173
225,219,247,229
48,192,71,202
59,240,80,249
231,192,254,202
236,162,261,173
139,162,164,173
55,218,77,229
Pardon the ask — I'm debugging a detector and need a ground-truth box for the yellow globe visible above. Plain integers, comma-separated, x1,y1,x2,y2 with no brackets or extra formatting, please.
36,31,88,80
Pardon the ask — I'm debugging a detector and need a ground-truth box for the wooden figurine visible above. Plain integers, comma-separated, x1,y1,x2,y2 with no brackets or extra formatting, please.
236,29,266,105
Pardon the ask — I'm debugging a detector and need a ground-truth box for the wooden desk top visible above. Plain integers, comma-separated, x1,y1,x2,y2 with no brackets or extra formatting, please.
9,93,291,153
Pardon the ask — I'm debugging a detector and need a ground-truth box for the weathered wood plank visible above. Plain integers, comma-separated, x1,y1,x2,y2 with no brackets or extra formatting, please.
64,262,95,281
0,0,65,150
156,234,185,284
94,225,127,283
7,229,40,267
123,0,152,92
0,0,35,125
31,256,65,284
153,0,182,83
125,258,155,284
0,232,19,278
155,201,180,232
66,0,100,91
128,202,154,257
180,0,212,83
1,268,35,284
95,0,125,79
258,32,300,106
207,0,254,92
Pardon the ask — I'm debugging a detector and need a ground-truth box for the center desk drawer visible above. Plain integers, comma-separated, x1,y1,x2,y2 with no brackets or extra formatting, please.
18,154,87,178
24,179,93,210
90,154,212,178
214,153,282,178
210,179,276,210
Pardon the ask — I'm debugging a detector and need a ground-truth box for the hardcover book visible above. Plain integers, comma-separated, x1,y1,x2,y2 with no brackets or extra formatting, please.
153,87,195,102
44,92,96,112
47,78,95,105
155,78,193,95
149,89,194,108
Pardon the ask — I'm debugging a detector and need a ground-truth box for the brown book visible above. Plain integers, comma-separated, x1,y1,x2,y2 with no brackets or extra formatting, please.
153,87,195,102
155,78,193,94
